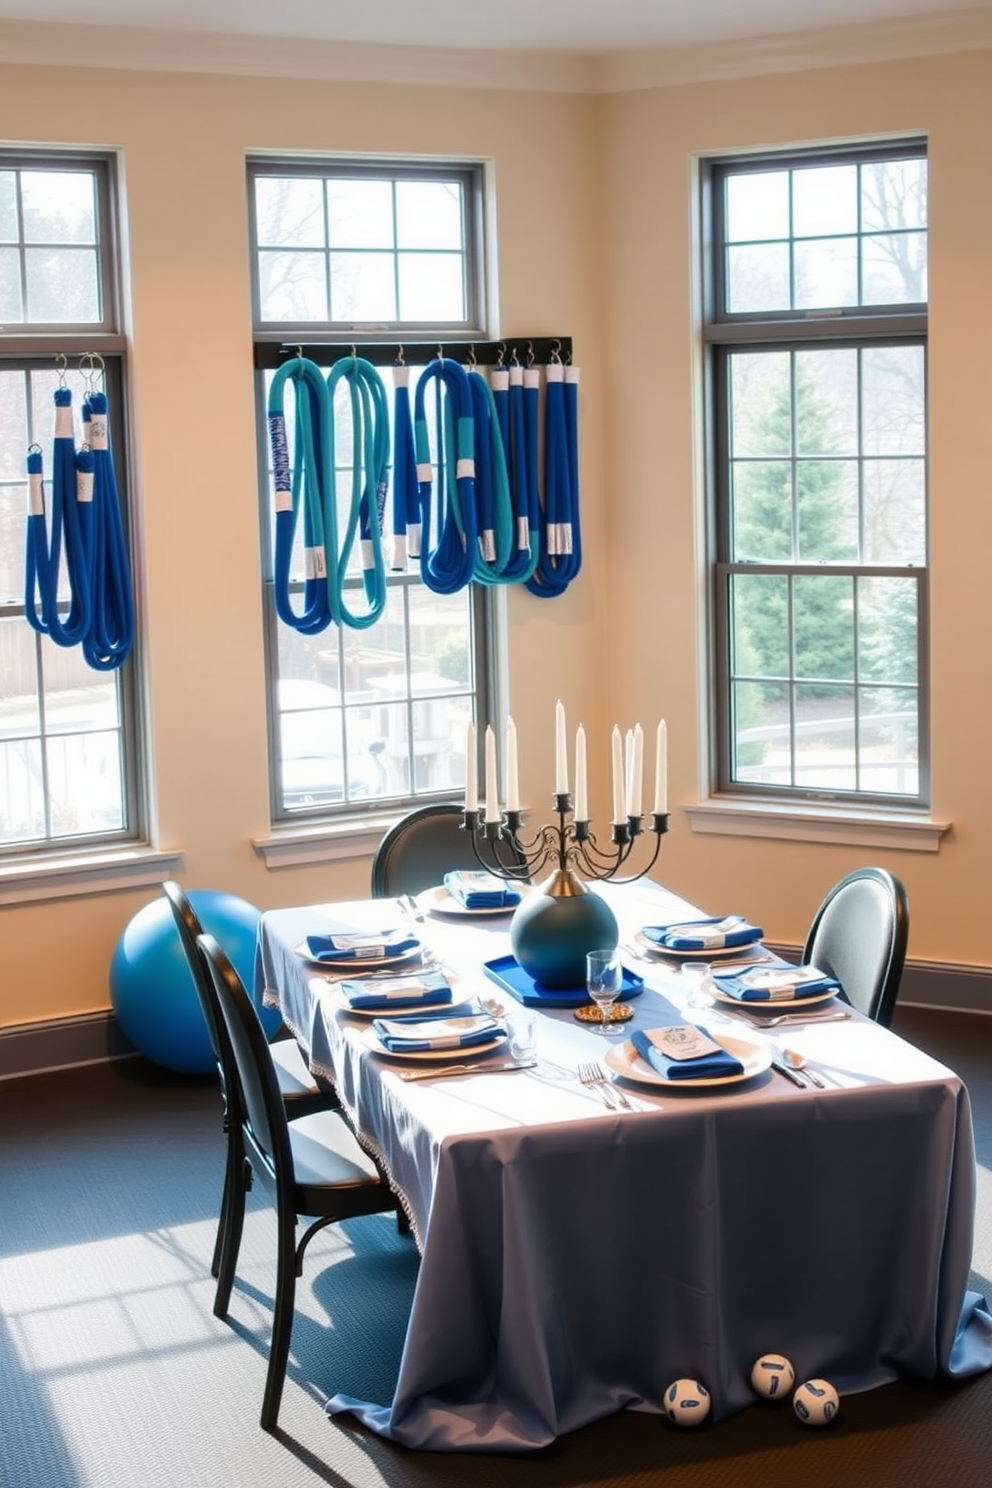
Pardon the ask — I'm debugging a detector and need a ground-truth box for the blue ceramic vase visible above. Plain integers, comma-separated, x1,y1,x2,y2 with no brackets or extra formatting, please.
510,869,619,990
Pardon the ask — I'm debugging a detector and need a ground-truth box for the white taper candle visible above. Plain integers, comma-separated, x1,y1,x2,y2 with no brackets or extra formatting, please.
555,699,568,795
653,719,668,815
505,716,520,813
611,725,626,825
574,724,588,822
485,725,499,823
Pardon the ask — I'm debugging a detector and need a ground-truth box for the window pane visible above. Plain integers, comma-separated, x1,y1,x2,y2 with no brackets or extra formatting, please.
725,171,790,241
730,352,791,457
0,480,27,601
408,585,473,694
861,158,927,233
862,231,927,304
328,250,396,321
794,574,854,681
20,171,96,245
731,573,790,677
732,679,789,785
258,249,328,321
255,176,325,248
794,236,858,308
0,737,45,842
0,245,23,320
858,577,918,686
0,618,40,735
731,461,792,562
726,241,790,313
795,348,858,457
859,686,918,795
398,252,465,321
25,246,101,322
0,171,17,240
863,458,925,563
396,180,463,250
862,345,925,456
327,179,395,249
793,165,857,237
795,684,857,791
48,729,124,836
797,460,858,561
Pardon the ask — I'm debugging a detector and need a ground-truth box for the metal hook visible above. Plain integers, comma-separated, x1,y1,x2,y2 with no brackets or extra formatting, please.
509,346,520,367
495,342,506,367
550,339,562,365
54,352,68,386
526,341,535,368
395,344,406,366
437,343,444,363
465,344,477,369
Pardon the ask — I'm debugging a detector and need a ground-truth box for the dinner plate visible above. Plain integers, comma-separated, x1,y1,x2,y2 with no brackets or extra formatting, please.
360,1026,509,1062
712,985,838,1011
634,931,765,962
605,1032,771,1089
295,940,424,971
323,982,479,1021
417,884,527,918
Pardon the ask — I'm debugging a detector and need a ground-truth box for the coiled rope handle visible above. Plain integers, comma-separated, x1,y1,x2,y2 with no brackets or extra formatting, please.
325,356,389,629
81,388,135,670
413,357,478,595
267,355,334,634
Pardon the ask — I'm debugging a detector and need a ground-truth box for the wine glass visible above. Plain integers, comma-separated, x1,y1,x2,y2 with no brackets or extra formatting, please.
586,948,624,1035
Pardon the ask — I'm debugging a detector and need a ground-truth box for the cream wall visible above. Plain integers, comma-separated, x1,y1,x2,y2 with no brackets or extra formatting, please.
600,48,992,965
1,43,990,1035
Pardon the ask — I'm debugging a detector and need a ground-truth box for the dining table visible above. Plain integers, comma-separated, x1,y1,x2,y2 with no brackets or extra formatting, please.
254,875,992,1452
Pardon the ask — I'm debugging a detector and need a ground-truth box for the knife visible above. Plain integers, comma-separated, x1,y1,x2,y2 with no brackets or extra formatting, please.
771,1057,808,1088
398,1059,537,1082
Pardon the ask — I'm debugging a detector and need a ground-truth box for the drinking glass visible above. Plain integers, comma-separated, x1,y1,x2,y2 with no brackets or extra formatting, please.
508,1008,538,1062
586,948,624,1035
681,962,715,1011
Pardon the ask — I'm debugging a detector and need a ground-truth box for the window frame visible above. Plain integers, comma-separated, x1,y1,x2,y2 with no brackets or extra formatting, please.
0,149,143,860
247,154,498,828
702,140,930,812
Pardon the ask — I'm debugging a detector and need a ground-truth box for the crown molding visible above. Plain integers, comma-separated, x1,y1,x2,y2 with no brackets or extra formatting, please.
0,10,990,96
0,19,595,94
595,7,992,92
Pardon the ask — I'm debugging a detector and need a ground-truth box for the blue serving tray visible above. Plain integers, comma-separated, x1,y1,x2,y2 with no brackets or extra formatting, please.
482,954,644,1009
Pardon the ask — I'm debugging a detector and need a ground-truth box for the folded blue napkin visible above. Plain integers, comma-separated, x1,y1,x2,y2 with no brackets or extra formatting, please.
641,915,764,952
338,971,453,1012
631,1025,744,1081
713,964,840,1003
372,1012,506,1054
443,870,522,910
305,929,420,963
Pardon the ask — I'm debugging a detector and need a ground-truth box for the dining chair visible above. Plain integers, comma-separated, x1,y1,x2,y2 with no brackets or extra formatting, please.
802,866,909,1027
196,932,399,1432
370,800,529,898
162,880,334,1281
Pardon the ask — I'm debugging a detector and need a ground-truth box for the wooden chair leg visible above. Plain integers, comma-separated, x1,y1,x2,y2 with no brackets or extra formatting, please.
260,1207,298,1431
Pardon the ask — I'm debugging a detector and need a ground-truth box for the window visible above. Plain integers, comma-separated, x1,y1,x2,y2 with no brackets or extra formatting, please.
0,153,140,852
248,158,494,822
704,142,928,807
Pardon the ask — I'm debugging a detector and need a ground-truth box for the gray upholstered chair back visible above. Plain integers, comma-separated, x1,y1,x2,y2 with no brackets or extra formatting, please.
802,867,909,1026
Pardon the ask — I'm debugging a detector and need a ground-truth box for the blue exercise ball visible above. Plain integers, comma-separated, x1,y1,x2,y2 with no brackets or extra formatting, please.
110,889,277,1074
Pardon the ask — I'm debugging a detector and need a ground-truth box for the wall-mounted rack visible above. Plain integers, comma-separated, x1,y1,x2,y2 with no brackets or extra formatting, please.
253,336,573,371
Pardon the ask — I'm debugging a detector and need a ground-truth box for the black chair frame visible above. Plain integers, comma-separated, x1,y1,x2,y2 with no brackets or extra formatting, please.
802,865,909,1027
371,800,529,899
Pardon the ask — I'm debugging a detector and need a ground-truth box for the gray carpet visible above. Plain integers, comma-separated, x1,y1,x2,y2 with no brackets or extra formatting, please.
2,1005,991,1488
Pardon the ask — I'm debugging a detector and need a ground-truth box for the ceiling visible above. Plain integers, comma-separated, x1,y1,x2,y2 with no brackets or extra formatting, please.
1,0,989,54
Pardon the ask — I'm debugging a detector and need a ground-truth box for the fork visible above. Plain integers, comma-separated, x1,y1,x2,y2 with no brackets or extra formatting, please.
731,1008,851,1029
578,1061,631,1109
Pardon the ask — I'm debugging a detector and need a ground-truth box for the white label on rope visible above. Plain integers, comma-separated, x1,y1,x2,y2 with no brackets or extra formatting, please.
274,488,293,513
491,369,509,393
557,522,574,555
509,365,524,387
565,365,581,384
416,462,433,483
55,403,73,439
89,415,108,450
480,529,496,562
456,458,475,480
407,521,422,558
393,364,410,388
546,363,564,383
391,533,407,570
518,516,530,549
524,369,541,390
28,472,45,516
305,545,327,580
76,468,94,503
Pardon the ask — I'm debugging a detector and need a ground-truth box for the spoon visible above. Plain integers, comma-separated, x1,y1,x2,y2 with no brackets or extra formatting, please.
782,1048,826,1088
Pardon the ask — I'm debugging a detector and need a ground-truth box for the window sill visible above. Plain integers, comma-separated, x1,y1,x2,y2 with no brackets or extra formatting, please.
683,798,949,852
252,813,403,871
0,844,184,907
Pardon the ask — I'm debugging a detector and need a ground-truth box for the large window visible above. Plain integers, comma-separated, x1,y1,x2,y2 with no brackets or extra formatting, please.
0,153,139,852
248,158,494,822
704,142,928,806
